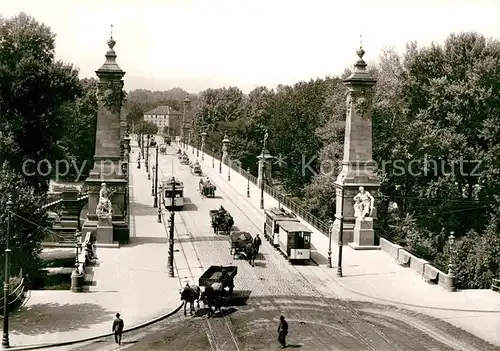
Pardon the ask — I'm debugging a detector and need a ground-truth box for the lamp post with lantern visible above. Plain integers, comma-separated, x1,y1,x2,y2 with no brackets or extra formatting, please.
2,199,13,348
201,132,207,161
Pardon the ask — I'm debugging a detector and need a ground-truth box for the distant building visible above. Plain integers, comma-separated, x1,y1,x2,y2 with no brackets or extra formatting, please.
143,105,183,135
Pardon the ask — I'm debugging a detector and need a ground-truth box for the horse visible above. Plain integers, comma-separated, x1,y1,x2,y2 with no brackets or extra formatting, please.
245,242,257,267
180,284,201,316
201,283,224,317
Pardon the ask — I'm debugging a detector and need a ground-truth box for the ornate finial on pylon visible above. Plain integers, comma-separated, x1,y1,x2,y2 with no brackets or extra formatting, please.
356,35,365,60
107,24,116,50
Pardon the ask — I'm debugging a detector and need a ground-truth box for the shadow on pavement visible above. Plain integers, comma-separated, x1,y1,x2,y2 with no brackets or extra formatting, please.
130,202,158,216
254,262,267,268
181,203,198,211
7,302,112,335
125,237,168,247
310,251,328,265
228,290,251,306
176,236,228,243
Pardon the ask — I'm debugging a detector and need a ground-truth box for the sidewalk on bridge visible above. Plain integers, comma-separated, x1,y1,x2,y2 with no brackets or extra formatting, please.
4,141,183,349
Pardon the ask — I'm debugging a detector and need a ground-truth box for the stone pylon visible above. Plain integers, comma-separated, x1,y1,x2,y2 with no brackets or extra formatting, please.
332,46,380,248
81,30,129,245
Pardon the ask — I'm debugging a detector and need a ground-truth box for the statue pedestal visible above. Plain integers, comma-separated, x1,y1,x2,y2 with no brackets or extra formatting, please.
96,214,114,246
348,217,380,251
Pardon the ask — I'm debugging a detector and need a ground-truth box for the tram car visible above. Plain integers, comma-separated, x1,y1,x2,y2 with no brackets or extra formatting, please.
276,221,312,261
264,207,299,246
161,177,184,209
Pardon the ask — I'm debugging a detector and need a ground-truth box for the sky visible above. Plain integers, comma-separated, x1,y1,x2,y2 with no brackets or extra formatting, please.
2,0,500,94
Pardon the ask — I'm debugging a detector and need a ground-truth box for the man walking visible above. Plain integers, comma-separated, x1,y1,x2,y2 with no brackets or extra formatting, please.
277,315,288,348
253,234,262,255
112,313,124,346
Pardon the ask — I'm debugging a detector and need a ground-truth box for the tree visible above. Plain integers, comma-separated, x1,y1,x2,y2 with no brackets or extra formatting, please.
0,13,82,194
0,163,48,284
56,78,98,180
136,121,158,136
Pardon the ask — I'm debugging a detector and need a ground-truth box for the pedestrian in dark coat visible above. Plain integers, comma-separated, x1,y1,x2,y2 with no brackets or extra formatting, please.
112,313,124,345
277,315,288,348
253,234,262,255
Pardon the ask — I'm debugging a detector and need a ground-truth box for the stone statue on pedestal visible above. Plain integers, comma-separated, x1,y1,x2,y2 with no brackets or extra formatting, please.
353,186,374,218
96,183,113,224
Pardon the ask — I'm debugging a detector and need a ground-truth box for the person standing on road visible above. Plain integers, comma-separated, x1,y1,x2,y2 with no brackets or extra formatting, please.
277,315,288,348
253,234,262,255
112,313,124,345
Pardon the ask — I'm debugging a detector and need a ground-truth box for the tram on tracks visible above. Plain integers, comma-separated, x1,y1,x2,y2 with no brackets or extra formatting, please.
161,177,184,209
264,207,311,262
277,220,311,261
264,207,299,245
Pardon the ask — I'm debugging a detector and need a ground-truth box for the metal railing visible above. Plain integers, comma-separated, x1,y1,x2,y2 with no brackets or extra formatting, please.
492,278,500,292
0,269,26,314
197,143,331,236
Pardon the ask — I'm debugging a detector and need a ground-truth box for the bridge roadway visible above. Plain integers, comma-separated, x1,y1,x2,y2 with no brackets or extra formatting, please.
64,140,499,351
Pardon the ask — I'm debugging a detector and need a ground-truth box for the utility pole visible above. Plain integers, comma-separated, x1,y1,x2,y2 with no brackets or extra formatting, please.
337,183,345,277
168,181,175,277
153,145,159,207
2,199,13,348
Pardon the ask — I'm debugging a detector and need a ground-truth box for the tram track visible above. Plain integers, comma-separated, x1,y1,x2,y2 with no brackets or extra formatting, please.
156,144,453,350
183,153,401,351
197,157,481,350
158,151,362,350
157,152,242,351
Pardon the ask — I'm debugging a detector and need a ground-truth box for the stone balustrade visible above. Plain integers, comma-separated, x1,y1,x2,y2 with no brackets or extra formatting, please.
380,238,455,291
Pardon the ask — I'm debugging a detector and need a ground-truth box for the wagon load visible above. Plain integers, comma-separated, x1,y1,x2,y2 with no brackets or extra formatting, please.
199,178,216,197
199,265,237,295
180,155,190,165
191,161,202,175
209,206,234,234
229,231,253,258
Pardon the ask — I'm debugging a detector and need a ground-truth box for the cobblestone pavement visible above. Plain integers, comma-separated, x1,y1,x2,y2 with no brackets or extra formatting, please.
62,143,500,351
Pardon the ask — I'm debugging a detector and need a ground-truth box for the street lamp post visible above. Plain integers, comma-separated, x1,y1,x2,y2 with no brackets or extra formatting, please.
218,149,222,174
190,130,194,154
228,156,231,181
157,187,162,223
260,162,265,209
328,220,333,268
448,232,455,276
168,182,175,277
140,126,144,158
201,132,207,161
146,133,150,177
154,145,159,208
2,199,13,348
151,165,155,196
337,183,345,276
74,230,81,266
212,147,215,168
247,168,250,197
196,136,200,158
259,131,269,210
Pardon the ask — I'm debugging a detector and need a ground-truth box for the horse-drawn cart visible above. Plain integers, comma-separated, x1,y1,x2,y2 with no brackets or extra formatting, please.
199,265,237,295
210,207,234,235
200,179,216,197
180,155,190,165
229,231,253,258
190,162,202,175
